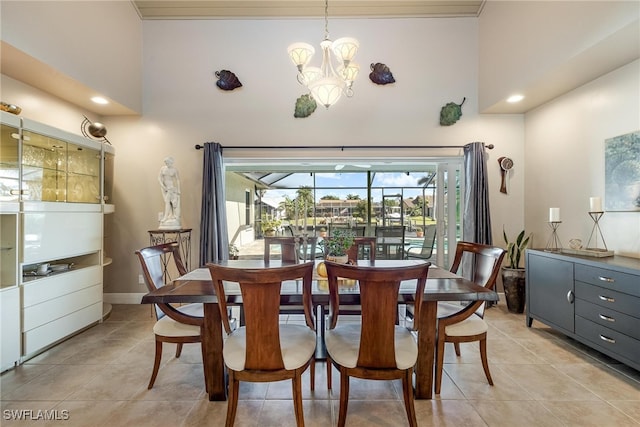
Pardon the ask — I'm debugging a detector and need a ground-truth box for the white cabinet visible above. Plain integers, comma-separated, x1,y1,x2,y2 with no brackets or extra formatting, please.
0,112,114,364
0,287,21,371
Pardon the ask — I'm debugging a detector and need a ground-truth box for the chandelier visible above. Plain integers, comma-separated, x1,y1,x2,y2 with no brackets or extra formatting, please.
287,0,359,109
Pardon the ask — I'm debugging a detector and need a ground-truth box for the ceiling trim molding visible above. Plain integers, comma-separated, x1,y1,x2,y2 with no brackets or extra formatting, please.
132,1,484,20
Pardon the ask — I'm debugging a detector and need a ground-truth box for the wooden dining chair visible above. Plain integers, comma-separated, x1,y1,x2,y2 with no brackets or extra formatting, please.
345,236,376,262
135,243,204,389
263,236,319,262
207,262,316,427
261,236,319,324
433,241,506,394
375,225,406,259
324,261,430,427
319,236,378,356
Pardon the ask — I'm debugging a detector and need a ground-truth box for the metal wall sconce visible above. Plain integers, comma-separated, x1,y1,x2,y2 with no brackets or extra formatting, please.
81,115,111,144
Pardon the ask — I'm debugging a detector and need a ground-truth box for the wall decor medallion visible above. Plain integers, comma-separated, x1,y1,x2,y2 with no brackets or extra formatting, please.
605,130,640,211
369,63,395,85
214,70,242,91
439,97,466,126
294,94,317,118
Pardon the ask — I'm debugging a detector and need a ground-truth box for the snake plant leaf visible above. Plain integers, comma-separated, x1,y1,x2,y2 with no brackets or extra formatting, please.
439,97,466,126
294,94,317,118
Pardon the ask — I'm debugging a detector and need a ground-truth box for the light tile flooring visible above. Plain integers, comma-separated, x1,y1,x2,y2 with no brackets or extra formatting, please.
1,303,639,426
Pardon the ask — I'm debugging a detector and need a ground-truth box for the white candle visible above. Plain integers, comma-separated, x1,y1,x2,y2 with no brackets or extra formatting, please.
549,207,560,222
590,196,602,212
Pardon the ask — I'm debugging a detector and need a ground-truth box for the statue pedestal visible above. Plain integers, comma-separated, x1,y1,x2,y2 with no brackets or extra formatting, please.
159,219,182,230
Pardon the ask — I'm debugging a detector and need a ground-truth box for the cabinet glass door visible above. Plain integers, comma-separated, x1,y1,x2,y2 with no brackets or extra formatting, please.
22,130,67,202
21,131,101,203
67,142,100,203
0,123,20,202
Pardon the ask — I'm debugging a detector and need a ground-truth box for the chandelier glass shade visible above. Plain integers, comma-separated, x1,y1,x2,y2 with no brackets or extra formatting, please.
287,1,359,109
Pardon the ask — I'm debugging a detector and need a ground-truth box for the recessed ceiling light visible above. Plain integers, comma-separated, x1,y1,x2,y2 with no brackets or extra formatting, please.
91,96,109,105
507,94,524,103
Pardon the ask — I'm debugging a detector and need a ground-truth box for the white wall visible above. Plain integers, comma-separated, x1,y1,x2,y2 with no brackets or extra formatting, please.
524,60,640,257
479,0,639,112
97,17,524,293
1,0,143,113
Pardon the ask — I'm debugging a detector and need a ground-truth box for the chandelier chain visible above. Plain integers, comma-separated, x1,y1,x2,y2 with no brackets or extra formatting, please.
324,0,329,40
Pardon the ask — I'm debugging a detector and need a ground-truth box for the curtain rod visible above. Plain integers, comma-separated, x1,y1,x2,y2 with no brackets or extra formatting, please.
194,144,494,150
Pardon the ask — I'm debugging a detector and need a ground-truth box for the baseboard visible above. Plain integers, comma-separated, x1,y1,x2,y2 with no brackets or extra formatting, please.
103,293,146,304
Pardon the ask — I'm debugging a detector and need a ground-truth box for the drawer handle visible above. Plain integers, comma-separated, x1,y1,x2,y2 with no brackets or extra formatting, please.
598,295,615,303
566,290,574,304
599,334,616,344
598,314,615,322
598,276,614,283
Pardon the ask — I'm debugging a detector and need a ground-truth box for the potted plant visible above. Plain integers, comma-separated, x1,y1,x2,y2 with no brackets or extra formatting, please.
229,243,239,260
415,227,424,237
261,215,281,237
320,228,355,263
502,228,531,313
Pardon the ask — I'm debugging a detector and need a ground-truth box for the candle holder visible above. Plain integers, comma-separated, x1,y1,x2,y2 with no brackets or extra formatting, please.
545,221,562,252
586,211,608,252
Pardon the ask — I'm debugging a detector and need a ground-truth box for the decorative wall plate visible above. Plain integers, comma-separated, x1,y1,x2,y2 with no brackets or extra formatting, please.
215,70,242,91
369,63,395,85
294,94,317,118
439,97,466,126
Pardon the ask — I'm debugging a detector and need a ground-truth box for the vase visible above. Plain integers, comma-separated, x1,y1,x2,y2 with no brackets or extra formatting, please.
326,255,349,264
501,267,526,313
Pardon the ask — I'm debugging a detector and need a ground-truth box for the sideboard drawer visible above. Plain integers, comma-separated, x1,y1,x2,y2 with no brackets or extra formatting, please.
575,316,640,364
575,264,640,297
575,298,640,340
575,281,640,316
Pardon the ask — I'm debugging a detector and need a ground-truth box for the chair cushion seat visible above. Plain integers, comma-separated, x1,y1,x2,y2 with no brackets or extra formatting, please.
153,314,201,337
325,323,418,370
224,324,316,371
444,313,488,337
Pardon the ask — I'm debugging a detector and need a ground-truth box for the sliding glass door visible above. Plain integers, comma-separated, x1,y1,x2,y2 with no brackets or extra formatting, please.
225,158,463,268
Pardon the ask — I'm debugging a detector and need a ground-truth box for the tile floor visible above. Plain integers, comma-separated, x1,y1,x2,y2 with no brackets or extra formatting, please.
1,303,639,426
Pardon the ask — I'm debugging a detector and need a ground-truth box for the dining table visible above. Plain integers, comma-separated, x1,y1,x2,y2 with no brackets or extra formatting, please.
140,259,498,401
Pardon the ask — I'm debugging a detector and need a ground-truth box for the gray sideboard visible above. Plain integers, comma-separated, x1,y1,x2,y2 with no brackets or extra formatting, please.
526,249,640,371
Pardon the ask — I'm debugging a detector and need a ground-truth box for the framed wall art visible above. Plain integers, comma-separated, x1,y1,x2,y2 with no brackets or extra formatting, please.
604,130,640,211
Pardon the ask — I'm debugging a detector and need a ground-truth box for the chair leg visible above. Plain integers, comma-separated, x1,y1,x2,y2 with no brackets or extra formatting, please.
292,370,305,427
310,357,315,391
434,332,446,395
479,335,494,386
226,370,239,427
402,368,418,427
337,369,350,427
175,343,183,358
454,342,461,356
326,356,332,390
148,339,162,389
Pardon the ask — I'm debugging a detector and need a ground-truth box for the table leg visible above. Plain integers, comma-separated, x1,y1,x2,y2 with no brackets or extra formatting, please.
415,300,437,399
202,303,226,401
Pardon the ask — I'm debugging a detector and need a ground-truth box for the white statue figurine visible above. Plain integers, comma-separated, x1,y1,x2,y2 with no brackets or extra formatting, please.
158,156,182,229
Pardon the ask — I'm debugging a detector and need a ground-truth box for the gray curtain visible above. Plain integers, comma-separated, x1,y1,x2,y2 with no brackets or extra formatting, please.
462,142,493,245
462,142,495,307
199,142,229,265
